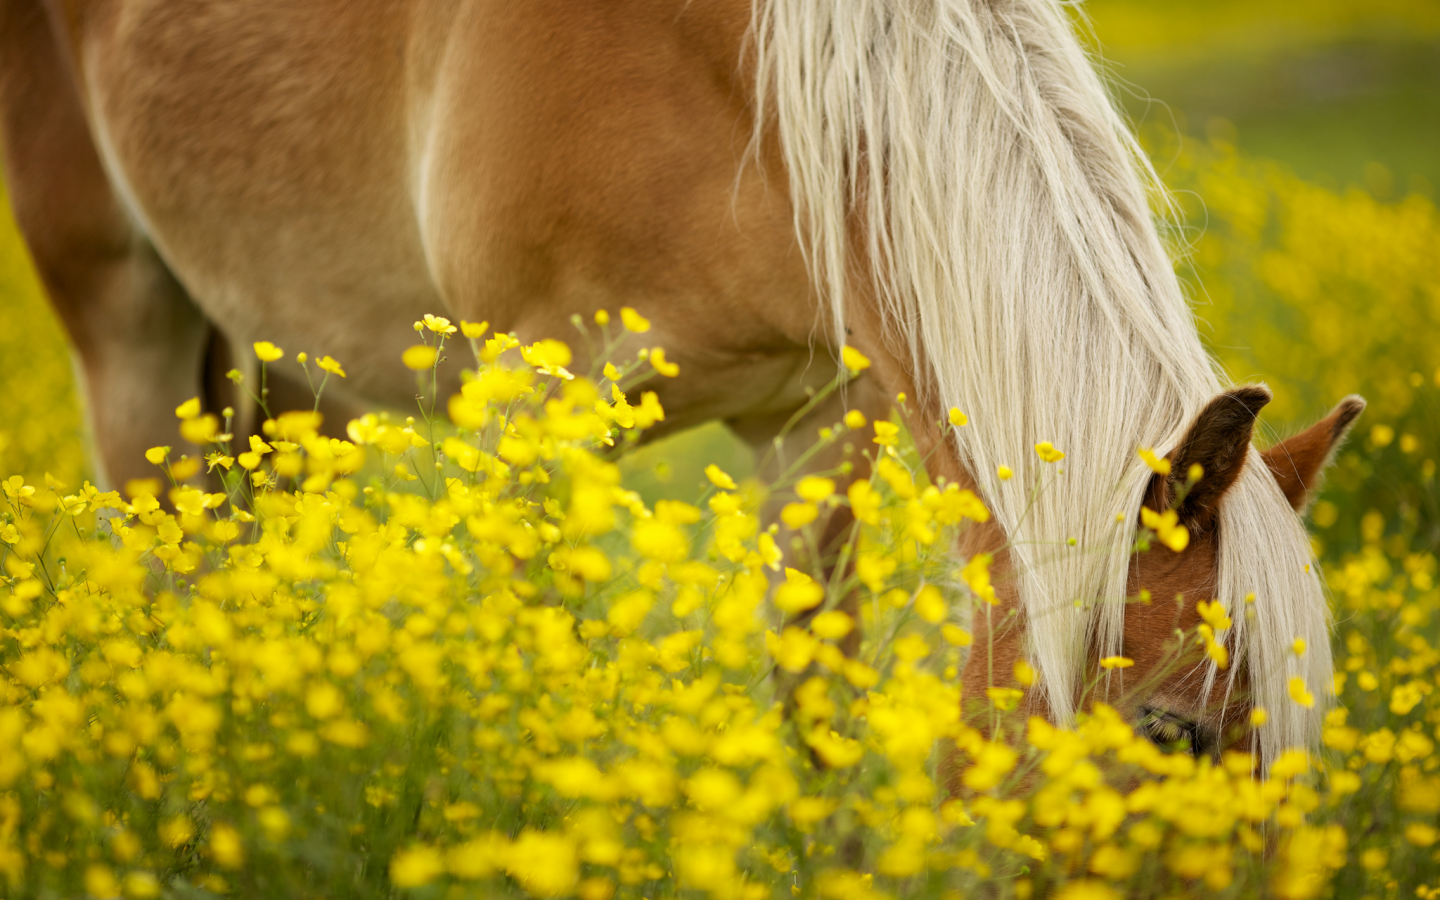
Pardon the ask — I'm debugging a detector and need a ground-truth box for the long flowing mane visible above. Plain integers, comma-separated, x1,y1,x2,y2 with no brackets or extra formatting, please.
752,0,1331,760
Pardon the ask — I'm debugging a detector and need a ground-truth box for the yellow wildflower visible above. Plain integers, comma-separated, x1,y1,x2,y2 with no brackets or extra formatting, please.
391,845,445,888
840,345,871,372
1289,676,1315,708
619,307,651,333
1138,446,1171,476
649,347,679,377
422,313,457,335
873,420,900,447
252,341,284,362
1141,506,1190,552
795,476,835,502
402,345,438,370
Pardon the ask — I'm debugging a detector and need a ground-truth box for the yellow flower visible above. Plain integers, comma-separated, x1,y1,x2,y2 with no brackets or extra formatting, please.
208,823,245,869
1390,681,1424,715
987,687,1023,711
1034,441,1065,463
942,624,972,647
649,348,679,377
948,407,968,427
460,319,489,338
391,845,445,888
962,740,1017,790
704,464,737,490
1013,659,1036,686
180,414,220,445
317,355,346,378
159,815,194,848
593,309,610,326
840,345,871,372
997,465,1013,480
507,832,579,897
174,397,201,419
305,682,345,719
1054,881,1122,900
961,553,998,605
1289,676,1315,708
619,307,651,333
420,313,455,334
1196,599,1232,631
1099,656,1134,669
123,873,160,899
914,584,946,623
795,476,835,502
1198,624,1229,669
1250,707,1268,727
780,501,818,530
521,339,573,374
1141,506,1190,552
806,729,864,768
810,611,853,640
873,421,900,447
402,345,438,370
1406,823,1439,847
789,797,839,830
767,626,818,672
774,569,824,614
145,446,170,465
1138,446,1171,476
84,865,121,899
252,341,284,363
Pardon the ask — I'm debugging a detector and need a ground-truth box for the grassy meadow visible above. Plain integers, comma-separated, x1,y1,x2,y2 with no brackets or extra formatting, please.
1,1,1439,898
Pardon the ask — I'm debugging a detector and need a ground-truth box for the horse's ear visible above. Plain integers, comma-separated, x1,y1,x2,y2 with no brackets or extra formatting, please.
1153,386,1273,531
1260,395,1366,512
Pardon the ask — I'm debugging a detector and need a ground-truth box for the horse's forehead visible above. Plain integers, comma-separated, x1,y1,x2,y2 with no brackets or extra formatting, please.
1122,535,1216,653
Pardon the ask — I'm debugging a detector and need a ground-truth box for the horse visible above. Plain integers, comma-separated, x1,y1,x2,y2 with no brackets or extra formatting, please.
0,0,1359,765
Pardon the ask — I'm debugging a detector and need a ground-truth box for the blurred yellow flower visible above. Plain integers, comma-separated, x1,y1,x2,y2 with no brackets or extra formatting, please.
402,345,438,370
619,307,651,333
840,345,871,372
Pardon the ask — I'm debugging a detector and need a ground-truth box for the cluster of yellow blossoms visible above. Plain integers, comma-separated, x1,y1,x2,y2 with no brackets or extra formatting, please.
0,316,1436,900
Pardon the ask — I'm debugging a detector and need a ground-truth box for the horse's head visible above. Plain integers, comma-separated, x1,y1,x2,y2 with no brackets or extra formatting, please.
954,381,1363,763
1116,386,1365,758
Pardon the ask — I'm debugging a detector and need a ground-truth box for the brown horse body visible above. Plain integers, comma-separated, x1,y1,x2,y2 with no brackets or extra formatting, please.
4,0,840,484
1,0,1358,758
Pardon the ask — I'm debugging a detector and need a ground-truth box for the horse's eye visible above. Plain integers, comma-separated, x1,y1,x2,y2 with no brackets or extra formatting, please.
1138,707,1203,758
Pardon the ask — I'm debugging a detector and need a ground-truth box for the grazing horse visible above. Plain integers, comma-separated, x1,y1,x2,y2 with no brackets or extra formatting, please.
0,0,1358,763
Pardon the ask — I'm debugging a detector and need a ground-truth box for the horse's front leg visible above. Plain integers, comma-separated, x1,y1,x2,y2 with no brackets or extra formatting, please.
0,0,218,491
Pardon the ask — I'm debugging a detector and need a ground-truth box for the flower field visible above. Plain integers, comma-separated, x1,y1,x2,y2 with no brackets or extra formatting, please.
2,2,1440,891
0,283,1437,899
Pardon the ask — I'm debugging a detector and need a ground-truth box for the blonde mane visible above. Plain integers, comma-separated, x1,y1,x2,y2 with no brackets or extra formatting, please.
752,0,1331,760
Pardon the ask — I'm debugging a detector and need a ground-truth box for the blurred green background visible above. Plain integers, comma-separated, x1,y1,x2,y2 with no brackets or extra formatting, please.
1,0,1437,558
